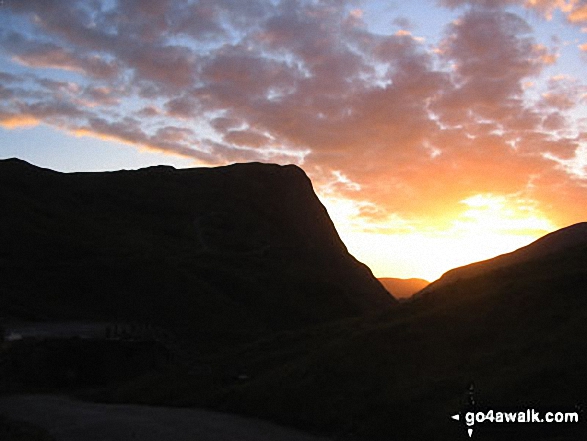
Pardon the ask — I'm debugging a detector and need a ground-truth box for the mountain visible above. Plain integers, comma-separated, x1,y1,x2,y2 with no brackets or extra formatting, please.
417,222,587,298
0,158,395,350
378,277,429,299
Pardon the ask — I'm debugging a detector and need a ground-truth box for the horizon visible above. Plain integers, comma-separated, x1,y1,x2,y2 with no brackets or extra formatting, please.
1,0,587,281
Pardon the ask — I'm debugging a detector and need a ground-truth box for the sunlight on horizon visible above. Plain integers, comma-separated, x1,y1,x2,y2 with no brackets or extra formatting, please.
322,193,557,282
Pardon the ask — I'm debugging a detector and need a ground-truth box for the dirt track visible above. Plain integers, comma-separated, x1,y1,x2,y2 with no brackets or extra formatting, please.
0,395,330,441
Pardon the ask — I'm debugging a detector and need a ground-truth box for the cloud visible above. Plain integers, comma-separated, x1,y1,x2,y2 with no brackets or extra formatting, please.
568,2,587,23
120,43,198,90
525,0,576,19
434,9,549,126
223,130,272,147
439,0,519,8
439,0,587,24
2,32,120,79
542,111,568,130
74,117,213,162
164,96,199,119
136,106,161,118
0,112,40,129
81,86,121,107
0,71,20,83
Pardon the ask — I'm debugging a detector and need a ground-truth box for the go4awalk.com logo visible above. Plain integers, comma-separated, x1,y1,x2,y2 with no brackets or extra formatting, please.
451,409,580,438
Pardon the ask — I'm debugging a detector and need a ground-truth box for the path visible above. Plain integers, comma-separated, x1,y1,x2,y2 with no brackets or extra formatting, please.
0,395,330,441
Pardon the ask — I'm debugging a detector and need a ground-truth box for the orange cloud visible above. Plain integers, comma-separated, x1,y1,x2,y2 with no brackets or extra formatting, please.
5,33,119,79
568,3,587,22
0,114,40,129
524,0,575,19
71,125,209,163
2,0,586,240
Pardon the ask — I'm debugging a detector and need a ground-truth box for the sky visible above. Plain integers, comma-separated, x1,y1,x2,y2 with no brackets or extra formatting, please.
1,0,587,281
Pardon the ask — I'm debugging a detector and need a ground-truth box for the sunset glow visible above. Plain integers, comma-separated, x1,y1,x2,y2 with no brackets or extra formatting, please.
322,192,555,280
1,0,586,279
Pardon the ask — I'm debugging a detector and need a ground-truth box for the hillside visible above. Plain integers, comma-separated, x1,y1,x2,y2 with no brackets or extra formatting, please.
106,224,587,440
0,158,395,351
418,222,587,297
378,278,429,299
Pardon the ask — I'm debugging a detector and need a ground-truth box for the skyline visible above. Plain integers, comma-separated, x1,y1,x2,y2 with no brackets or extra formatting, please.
1,0,587,280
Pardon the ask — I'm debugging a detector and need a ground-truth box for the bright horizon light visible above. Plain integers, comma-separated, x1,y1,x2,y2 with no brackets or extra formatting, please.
322,193,556,281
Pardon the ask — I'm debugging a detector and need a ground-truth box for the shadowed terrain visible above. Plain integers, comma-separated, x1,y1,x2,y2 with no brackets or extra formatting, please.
0,395,330,441
101,224,587,440
0,158,394,351
417,222,587,296
1,159,586,440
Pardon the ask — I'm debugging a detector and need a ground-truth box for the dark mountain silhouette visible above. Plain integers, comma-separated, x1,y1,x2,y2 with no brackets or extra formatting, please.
3,159,585,440
0,158,394,350
417,222,587,298
378,277,429,299
108,223,587,440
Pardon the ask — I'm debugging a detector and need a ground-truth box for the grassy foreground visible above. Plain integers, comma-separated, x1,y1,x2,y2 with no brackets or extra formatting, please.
0,415,54,441
98,246,587,440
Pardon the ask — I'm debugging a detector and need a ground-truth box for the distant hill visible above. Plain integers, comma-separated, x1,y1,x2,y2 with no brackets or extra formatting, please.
0,158,395,351
418,222,587,297
378,278,429,299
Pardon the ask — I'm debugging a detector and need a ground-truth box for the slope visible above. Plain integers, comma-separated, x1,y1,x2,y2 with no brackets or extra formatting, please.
112,224,587,440
417,222,587,297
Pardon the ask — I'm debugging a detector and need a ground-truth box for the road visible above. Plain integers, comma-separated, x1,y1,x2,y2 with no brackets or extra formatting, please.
0,395,331,441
